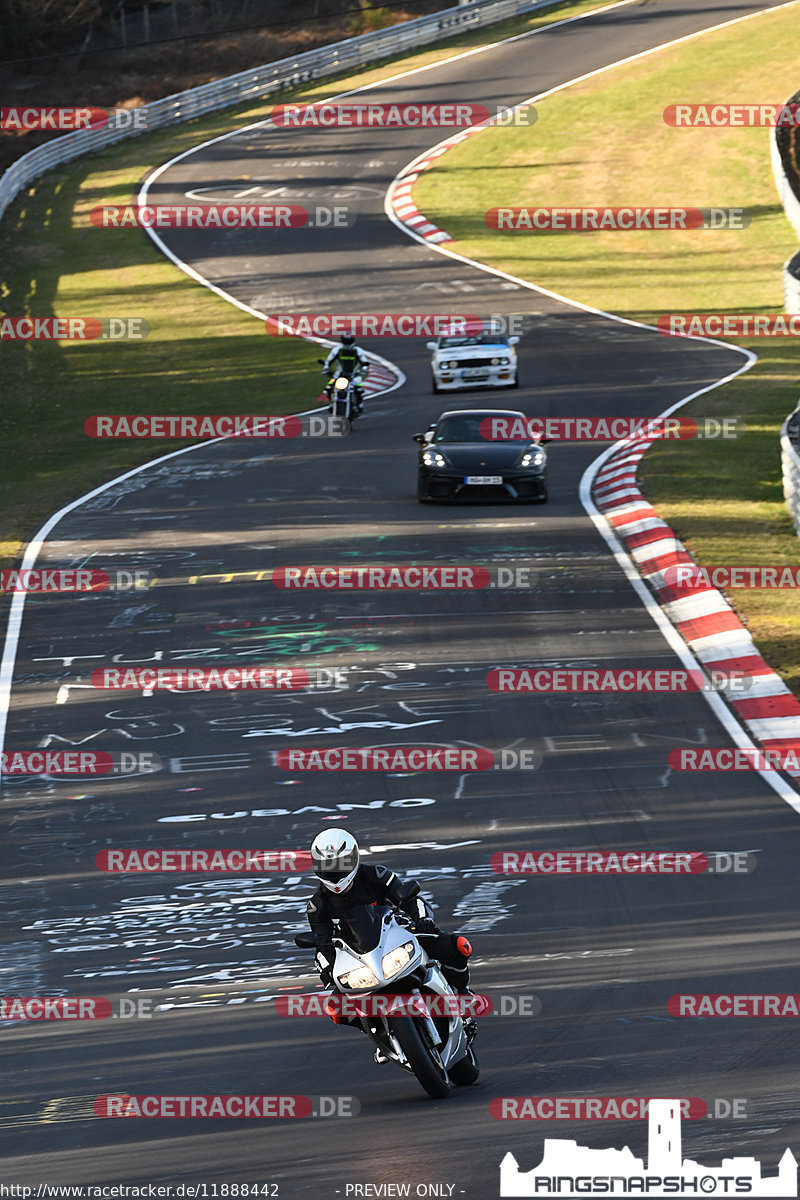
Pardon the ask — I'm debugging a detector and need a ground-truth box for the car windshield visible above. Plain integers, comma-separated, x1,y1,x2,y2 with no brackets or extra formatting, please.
439,335,509,348
335,903,392,954
433,416,489,443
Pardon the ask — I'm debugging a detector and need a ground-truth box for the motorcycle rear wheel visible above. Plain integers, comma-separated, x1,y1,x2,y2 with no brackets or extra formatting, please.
388,1015,450,1100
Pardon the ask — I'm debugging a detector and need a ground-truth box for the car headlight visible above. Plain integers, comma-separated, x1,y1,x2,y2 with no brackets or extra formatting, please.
338,967,379,989
519,450,545,468
491,357,500,365
499,357,509,366
382,942,415,978
448,360,458,369
334,376,349,391
422,450,447,468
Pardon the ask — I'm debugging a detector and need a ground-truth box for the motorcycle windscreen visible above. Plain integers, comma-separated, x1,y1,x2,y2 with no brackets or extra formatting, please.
335,904,392,954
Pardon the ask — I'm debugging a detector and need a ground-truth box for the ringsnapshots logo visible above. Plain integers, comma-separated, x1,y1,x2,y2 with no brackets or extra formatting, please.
0,106,148,132
499,1098,797,1196
485,207,749,231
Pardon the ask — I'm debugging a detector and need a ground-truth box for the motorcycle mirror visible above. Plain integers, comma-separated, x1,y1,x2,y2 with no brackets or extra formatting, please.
294,931,318,948
395,879,421,902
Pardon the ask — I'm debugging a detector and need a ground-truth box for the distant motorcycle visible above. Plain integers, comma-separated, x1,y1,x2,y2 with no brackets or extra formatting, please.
295,885,479,1100
318,359,362,435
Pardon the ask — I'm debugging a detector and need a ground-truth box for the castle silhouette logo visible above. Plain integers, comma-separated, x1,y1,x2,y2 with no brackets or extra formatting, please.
500,1099,797,1196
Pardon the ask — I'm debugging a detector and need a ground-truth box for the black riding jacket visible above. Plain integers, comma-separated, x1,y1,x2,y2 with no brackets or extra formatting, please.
306,863,419,953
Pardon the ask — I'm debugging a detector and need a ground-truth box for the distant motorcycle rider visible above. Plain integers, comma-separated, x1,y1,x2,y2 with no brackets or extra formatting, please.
322,336,369,412
306,829,473,998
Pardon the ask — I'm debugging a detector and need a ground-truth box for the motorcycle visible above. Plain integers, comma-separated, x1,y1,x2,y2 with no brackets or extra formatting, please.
295,884,479,1100
318,359,363,436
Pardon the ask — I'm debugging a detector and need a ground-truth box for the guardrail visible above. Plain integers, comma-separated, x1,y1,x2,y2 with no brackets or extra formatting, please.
0,0,560,222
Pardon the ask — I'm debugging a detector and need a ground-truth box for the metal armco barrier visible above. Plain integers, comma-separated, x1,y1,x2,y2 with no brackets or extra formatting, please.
0,0,560,222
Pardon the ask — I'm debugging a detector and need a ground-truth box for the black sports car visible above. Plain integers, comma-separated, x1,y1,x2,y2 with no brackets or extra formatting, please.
414,409,547,503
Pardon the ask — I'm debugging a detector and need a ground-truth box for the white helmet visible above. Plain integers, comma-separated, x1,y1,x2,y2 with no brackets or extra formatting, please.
310,828,360,894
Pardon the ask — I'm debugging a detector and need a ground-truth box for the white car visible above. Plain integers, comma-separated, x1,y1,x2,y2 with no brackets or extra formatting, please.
427,333,520,392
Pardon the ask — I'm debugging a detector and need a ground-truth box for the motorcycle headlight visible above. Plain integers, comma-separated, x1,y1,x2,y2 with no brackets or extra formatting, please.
334,377,349,391
382,941,415,979
519,450,545,469
422,450,447,469
338,967,379,990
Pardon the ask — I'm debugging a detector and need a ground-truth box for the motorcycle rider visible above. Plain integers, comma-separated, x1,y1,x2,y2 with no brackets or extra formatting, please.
305,829,475,1048
321,335,369,412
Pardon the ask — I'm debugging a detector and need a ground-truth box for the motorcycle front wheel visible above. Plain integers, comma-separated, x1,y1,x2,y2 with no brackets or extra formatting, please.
388,1015,450,1100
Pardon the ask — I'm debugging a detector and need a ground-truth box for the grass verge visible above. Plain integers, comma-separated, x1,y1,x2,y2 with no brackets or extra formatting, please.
413,2,800,692
0,0,625,571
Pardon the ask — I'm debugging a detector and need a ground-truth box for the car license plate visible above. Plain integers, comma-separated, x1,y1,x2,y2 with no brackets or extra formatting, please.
461,368,489,378
466,475,503,485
